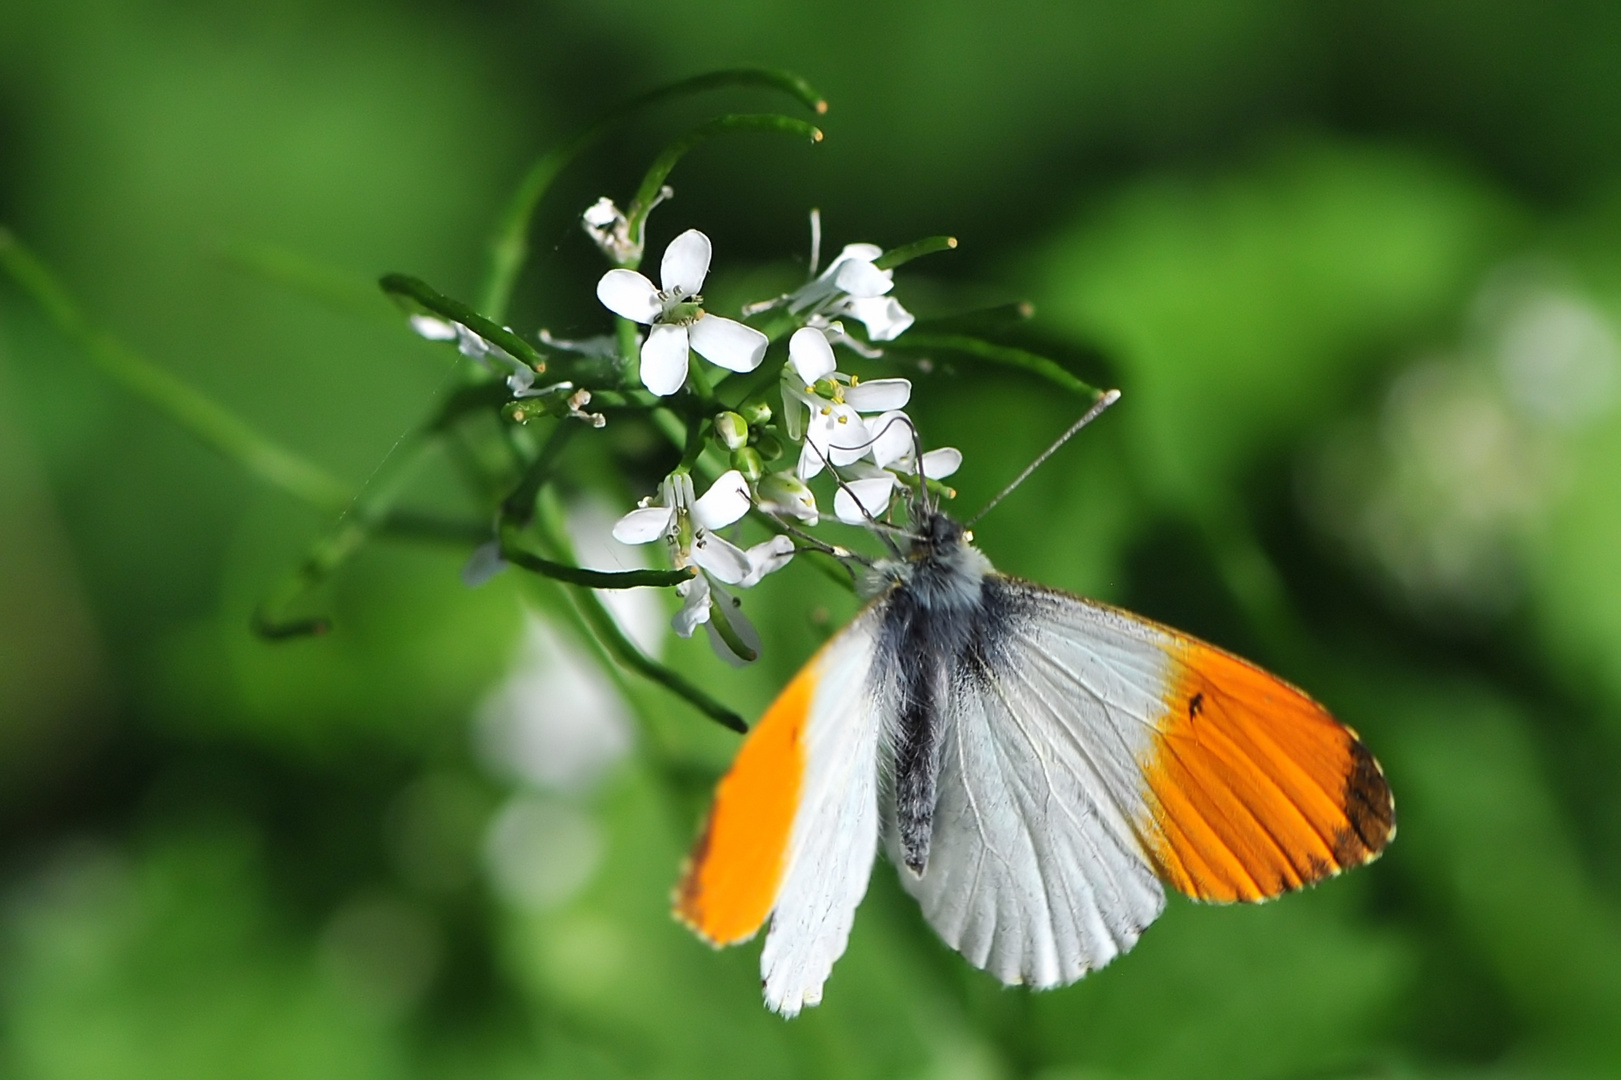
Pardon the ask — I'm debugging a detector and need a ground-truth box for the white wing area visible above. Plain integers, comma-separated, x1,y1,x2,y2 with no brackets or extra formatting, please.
896,578,1173,988
760,615,885,1017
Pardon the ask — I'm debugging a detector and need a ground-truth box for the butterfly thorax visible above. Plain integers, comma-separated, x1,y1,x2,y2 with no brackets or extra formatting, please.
867,511,993,605
872,511,1004,876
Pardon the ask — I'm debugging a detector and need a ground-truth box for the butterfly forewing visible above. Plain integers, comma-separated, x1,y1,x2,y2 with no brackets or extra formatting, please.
999,577,1394,905
1139,632,1395,901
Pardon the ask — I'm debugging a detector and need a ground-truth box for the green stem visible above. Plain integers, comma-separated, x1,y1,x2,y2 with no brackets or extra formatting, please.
886,332,1101,397
500,532,698,590
615,316,641,385
709,598,759,662
252,427,437,637
874,235,957,271
380,274,549,373
480,67,827,320
0,227,352,512
531,502,746,733
500,420,577,526
623,114,823,266
911,302,1035,335
376,511,490,545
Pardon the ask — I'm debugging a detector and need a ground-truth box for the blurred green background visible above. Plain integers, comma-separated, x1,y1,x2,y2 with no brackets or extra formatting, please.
6,1,1621,1077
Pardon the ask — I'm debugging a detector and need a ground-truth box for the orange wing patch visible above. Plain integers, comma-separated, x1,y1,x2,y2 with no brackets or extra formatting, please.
673,661,816,945
1141,640,1395,904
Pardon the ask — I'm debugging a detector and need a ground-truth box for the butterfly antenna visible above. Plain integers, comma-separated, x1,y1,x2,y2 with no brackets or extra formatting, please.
803,439,906,558
762,512,875,569
906,416,931,515
964,389,1121,528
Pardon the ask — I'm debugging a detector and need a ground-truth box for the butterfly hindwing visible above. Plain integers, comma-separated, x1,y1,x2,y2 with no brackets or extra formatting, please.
892,575,1168,987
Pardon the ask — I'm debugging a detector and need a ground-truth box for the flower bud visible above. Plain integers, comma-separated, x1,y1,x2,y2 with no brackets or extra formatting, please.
738,399,773,427
757,472,818,524
730,446,764,482
753,432,784,462
713,410,749,451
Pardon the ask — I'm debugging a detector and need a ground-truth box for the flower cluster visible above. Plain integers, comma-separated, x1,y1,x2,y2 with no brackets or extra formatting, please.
591,221,959,659
411,192,965,664
610,470,794,663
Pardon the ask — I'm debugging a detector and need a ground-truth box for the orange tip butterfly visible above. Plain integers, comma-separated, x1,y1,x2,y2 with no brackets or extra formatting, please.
673,391,1396,1017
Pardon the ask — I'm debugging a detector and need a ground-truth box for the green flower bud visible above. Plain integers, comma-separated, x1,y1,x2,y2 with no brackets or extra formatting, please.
713,410,749,451
757,471,818,524
730,446,764,482
738,399,773,427
753,432,784,462
502,400,537,425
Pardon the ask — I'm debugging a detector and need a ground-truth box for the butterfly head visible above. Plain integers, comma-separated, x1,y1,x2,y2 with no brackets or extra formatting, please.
910,509,968,561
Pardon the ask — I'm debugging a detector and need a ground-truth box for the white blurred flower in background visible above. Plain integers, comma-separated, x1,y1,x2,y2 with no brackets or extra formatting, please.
1300,261,1621,622
472,500,662,911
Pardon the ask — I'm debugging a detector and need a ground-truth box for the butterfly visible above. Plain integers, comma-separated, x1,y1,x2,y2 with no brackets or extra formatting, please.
672,399,1396,1017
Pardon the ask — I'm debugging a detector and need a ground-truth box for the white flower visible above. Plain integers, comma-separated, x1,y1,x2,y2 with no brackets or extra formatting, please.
784,327,915,480
788,243,915,342
831,447,962,524
582,197,635,264
596,229,768,397
611,470,794,650
581,189,673,265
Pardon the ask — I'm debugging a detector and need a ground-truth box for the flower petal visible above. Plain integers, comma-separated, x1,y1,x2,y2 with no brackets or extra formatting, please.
833,257,893,298
781,382,807,442
834,476,898,524
828,412,872,467
796,437,825,480
460,540,506,587
801,404,869,470
597,269,661,324
639,324,690,397
789,326,837,383
661,229,712,294
689,314,767,373
582,197,619,228
843,295,915,341
740,534,796,588
453,324,493,360
612,505,674,545
919,446,963,480
691,530,750,585
868,410,916,468
410,314,459,341
843,377,912,413
832,242,883,266
672,574,711,637
692,469,751,530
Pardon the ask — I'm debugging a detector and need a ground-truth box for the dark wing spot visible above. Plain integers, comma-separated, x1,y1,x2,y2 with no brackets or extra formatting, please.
1188,692,1205,718
674,813,717,916
1333,738,1395,866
